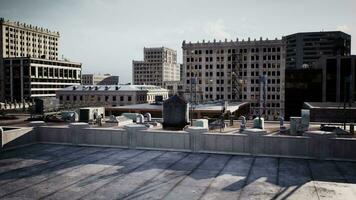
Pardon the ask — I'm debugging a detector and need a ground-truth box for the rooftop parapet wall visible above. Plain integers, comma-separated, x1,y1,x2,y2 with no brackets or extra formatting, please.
0,18,60,36
2,124,356,161
182,37,285,49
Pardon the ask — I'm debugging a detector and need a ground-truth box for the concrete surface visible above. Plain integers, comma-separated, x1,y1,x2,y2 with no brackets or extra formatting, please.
0,144,356,199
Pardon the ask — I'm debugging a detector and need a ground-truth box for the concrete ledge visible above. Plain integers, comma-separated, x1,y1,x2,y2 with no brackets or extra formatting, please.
242,128,267,135
6,124,356,161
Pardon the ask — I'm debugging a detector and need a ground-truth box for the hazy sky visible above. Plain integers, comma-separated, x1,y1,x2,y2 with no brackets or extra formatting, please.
1,0,355,83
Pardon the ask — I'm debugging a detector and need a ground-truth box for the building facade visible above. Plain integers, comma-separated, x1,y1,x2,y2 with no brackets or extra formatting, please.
285,31,351,69
56,85,169,107
318,55,356,103
0,18,60,100
3,57,81,101
132,47,180,87
182,38,286,120
82,74,119,85
285,55,356,119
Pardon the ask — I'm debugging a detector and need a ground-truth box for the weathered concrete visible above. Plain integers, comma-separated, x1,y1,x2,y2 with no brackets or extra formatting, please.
1,144,356,199
4,124,356,161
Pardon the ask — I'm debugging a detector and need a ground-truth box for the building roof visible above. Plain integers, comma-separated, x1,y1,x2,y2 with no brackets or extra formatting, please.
3,57,82,65
2,144,355,199
60,85,168,92
285,31,351,38
304,102,356,109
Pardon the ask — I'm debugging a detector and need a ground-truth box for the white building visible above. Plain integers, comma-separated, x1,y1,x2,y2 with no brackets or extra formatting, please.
56,85,169,107
182,38,286,120
132,47,180,87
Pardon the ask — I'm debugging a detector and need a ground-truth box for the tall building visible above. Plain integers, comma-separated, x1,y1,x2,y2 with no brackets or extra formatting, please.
0,18,60,100
82,74,119,85
182,38,286,120
285,31,351,69
0,18,81,101
285,55,356,119
3,57,81,101
132,47,180,87
56,85,169,107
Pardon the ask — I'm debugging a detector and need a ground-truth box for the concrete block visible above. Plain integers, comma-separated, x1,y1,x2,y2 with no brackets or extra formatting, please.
304,131,336,159
290,117,302,135
253,117,264,129
301,109,310,131
187,127,208,152
124,124,147,149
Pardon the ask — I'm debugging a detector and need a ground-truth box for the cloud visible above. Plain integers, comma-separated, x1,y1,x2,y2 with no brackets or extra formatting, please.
337,25,350,32
205,19,231,40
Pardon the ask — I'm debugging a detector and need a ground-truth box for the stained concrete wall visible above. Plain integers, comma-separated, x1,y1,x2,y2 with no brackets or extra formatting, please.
3,124,356,161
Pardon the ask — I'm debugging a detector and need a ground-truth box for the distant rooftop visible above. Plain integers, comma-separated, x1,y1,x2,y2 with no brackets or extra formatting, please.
61,85,168,92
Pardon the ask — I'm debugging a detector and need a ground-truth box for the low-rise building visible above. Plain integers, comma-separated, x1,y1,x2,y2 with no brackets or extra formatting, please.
56,85,169,107
3,57,81,101
82,73,119,85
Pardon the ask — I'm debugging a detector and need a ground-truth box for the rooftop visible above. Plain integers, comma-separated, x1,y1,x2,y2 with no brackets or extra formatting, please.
1,144,356,199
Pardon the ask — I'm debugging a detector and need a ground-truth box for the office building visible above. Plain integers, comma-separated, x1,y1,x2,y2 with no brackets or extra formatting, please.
82,74,119,85
182,38,285,120
285,55,356,119
56,85,169,107
3,57,81,101
0,18,60,100
285,31,351,69
132,47,180,87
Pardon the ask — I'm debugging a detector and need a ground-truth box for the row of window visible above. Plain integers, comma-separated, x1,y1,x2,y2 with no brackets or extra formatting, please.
187,62,281,70
189,47,281,55
7,44,57,51
186,54,281,63
5,27,58,40
60,95,135,102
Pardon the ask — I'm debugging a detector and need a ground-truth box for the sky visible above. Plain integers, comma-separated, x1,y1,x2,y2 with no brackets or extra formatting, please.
1,0,355,83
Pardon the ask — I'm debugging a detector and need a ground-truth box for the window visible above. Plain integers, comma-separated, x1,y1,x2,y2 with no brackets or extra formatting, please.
128,96,132,101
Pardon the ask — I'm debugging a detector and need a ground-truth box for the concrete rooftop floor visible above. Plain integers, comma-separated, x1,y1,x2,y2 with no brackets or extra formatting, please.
1,144,356,200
